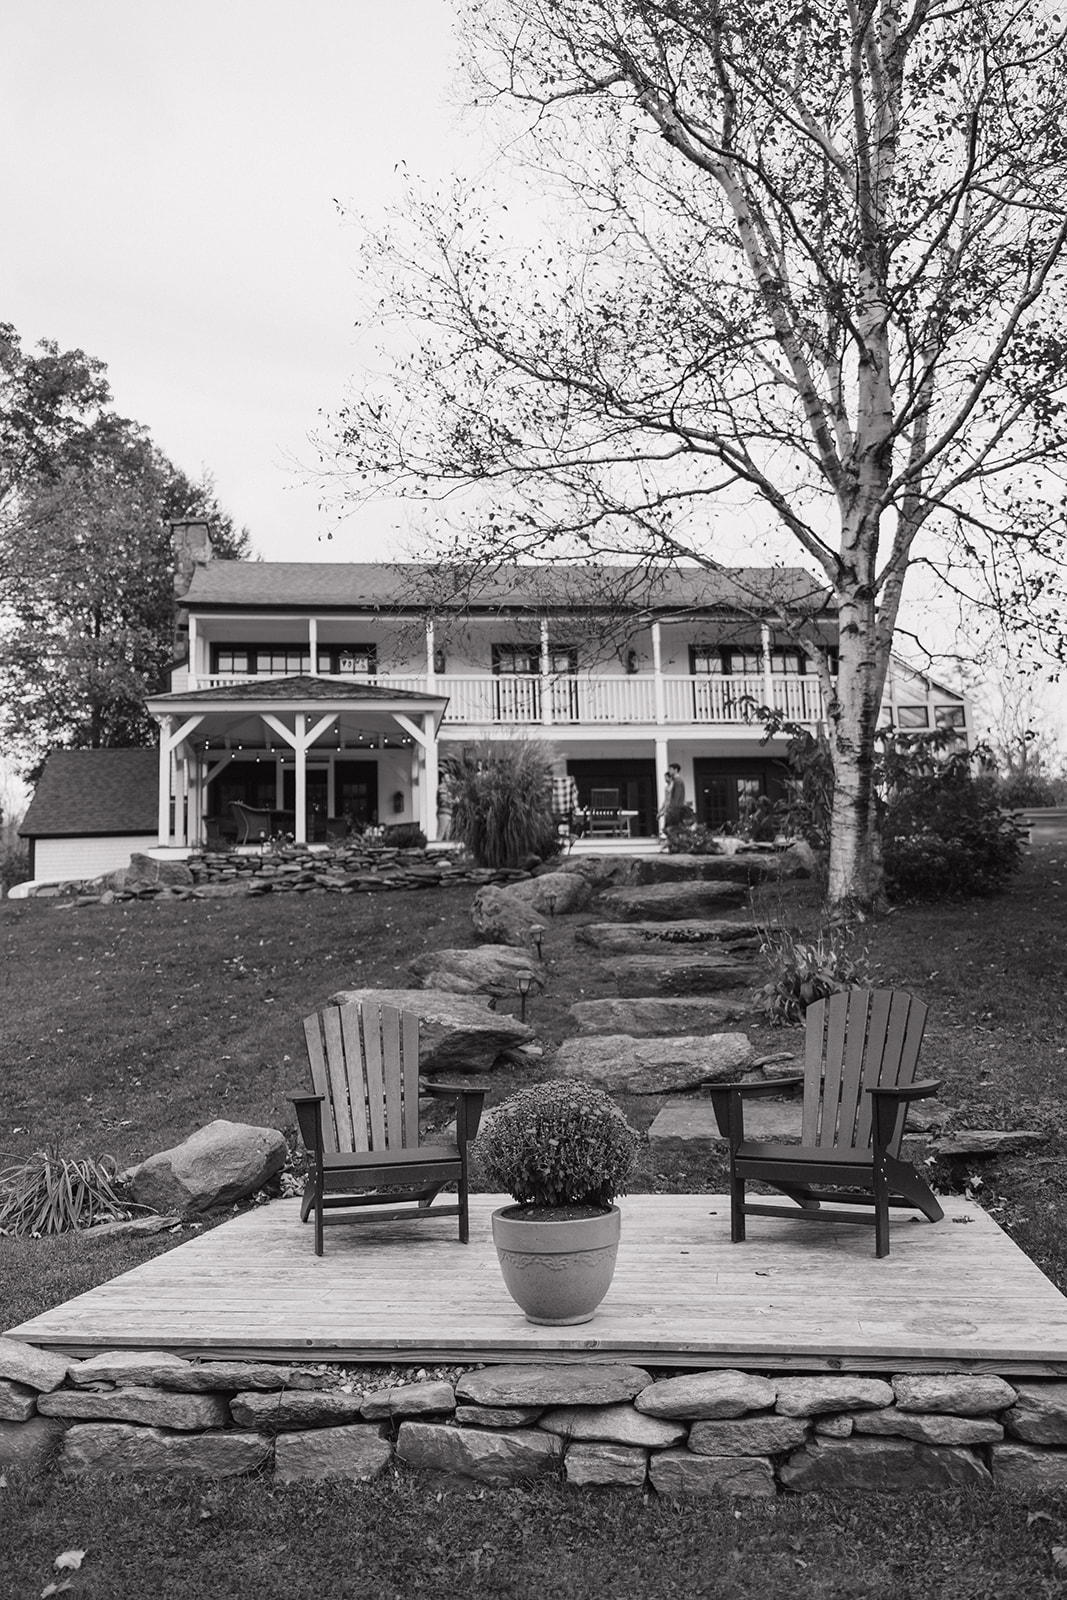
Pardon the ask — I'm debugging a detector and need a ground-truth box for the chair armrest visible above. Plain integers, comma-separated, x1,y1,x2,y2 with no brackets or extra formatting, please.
422,1082,488,1147
868,1080,942,1154
866,1079,943,1102
287,1092,324,1153
706,1077,804,1142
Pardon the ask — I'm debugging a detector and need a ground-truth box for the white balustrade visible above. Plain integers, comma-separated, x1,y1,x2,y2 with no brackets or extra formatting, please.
183,671,824,726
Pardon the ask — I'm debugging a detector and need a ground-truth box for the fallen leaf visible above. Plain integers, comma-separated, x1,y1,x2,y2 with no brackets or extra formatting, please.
1028,1510,1053,1526
1052,1545,1067,1570
54,1552,86,1572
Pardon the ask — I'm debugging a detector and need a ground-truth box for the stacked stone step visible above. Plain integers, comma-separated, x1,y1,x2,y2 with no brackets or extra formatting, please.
5,1340,1067,1496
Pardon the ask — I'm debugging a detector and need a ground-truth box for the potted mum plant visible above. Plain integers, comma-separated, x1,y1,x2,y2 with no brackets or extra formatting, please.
474,1079,640,1326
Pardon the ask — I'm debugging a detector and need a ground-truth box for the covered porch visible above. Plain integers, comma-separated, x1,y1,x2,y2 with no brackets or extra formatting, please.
145,677,449,850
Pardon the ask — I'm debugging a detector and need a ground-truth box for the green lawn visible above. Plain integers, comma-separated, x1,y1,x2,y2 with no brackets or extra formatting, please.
3,842,1067,1596
2,1473,1065,1600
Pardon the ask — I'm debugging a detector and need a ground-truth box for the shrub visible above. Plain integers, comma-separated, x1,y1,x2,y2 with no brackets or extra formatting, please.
0,1146,141,1237
880,734,1025,899
664,816,722,855
996,771,1065,809
381,822,427,849
450,741,561,869
474,1080,640,1208
1,839,30,895
757,923,870,1025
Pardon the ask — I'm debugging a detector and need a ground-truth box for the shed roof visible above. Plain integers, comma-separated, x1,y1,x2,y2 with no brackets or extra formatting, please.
19,749,159,839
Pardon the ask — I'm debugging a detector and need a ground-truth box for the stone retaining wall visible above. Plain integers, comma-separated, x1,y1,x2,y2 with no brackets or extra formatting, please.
3,1339,1067,1495
26,845,532,905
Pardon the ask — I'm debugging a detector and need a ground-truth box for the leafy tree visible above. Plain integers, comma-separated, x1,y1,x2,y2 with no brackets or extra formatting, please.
327,0,1067,910
0,407,249,772
0,322,110,508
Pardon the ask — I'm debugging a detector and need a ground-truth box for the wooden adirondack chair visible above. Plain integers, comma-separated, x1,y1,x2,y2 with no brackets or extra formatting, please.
707,988,944,1257
288,999,486,1255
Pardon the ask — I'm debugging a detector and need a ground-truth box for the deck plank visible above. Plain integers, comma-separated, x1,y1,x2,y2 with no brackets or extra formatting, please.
8,1195,1067,1373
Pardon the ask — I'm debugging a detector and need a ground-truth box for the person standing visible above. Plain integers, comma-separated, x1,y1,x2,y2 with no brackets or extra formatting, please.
436,763,457,840
663,762,686,828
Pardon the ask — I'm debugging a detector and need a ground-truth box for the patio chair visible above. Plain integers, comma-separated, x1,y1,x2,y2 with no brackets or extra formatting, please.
707,987,943,1257
230,800,273,844
288,999,487,1255
588,787,624,838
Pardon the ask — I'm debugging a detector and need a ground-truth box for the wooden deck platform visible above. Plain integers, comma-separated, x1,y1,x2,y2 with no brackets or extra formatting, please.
9,1195,1067,1375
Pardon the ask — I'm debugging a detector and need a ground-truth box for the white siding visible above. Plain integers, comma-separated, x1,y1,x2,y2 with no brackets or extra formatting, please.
35,836,159,882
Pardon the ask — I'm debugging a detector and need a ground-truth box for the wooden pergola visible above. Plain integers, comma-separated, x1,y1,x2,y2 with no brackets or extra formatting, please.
145,676,449,848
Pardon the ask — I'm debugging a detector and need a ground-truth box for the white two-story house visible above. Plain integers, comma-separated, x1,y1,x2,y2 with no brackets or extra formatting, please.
140,521,971,853
17,520,973,881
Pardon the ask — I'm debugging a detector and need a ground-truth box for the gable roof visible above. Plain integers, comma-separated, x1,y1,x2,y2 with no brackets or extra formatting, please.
183,560,833,616
147,674,446,706
20,749,159,839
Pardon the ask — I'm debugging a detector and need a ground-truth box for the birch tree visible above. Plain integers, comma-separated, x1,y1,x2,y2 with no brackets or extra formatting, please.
329,0,1067,909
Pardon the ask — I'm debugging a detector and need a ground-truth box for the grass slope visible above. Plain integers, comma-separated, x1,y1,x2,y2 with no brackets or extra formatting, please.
3,841,1067,1594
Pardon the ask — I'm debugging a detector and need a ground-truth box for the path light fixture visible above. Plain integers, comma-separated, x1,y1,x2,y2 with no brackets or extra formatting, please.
517,972,533,1024
529,923,545,960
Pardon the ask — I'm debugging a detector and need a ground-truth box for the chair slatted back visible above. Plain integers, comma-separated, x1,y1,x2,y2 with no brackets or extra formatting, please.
590,788,620,808
303,1000,421,1154
802,988,928,1154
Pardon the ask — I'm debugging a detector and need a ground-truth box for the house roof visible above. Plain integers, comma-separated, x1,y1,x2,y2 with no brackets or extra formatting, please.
183,561,833,617
147,675,447,707
20,749,159,839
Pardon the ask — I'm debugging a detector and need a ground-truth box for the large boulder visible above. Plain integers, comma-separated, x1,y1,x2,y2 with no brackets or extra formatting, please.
330,988,533,1073
471,873,591,945
553,1033,754,1094
503,871,592,914
469,885,540,947
117,852,195,891
408,947,544,998
597,882,748,920
127,1120,287,1214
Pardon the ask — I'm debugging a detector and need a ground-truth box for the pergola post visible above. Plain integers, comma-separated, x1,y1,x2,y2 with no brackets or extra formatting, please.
157,717,172,845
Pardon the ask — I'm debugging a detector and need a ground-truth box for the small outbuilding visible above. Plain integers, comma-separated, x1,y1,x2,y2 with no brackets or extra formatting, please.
18,748,159,884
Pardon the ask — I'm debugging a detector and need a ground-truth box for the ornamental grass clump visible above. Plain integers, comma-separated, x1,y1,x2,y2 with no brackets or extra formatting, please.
474,1080,639,1210
758,923,870,1026
0,1146,139,1237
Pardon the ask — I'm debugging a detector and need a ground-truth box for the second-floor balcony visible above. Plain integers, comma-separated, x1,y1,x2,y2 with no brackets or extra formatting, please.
186,671,827,728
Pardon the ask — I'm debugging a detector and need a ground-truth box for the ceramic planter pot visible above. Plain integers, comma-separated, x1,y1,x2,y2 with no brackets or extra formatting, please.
490,1203,622,1325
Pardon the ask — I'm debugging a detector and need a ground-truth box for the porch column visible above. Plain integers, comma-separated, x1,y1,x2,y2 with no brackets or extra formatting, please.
652,622,665,725
294,714,307,841
157,718,172,845
540,618,553,726
176,752,189,847
154,714,205,847
654,736,670,835
188,615,198,688
308,618,319,676
760,621,775,710
423,712,439,841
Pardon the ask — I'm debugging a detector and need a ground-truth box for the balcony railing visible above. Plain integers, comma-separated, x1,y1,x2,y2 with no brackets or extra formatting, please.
186,670,826,726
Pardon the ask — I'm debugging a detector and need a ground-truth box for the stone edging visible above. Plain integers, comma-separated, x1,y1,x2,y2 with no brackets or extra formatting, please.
3,1339,1067,1495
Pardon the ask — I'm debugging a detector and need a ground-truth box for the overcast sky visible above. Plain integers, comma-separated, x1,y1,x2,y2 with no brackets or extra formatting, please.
1,0,484,561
